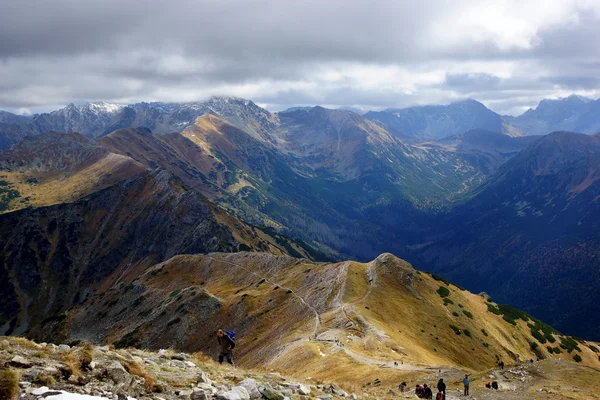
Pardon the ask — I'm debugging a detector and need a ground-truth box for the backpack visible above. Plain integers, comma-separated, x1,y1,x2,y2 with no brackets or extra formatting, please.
225,330,236,349
436,393,445,400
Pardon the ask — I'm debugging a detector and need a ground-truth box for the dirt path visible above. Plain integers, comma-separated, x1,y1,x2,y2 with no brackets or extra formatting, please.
205,255,322,338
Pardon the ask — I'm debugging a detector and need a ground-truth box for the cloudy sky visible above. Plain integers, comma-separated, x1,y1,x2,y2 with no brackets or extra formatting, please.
1,0,600,115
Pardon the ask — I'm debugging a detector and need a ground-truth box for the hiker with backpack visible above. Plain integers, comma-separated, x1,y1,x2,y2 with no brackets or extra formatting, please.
437,378,446,395
463,374,470,396
217,329,236,366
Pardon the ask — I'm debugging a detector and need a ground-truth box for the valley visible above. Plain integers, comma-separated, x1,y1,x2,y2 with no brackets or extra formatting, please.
2,95,600,399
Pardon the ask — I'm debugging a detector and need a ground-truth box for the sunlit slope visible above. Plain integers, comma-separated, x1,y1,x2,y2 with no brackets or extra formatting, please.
60,252,599,386
0,132,145,213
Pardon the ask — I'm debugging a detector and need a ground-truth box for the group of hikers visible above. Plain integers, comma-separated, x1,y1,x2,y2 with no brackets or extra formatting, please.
216,329,505,397
410,378,449,399
405,375,472,398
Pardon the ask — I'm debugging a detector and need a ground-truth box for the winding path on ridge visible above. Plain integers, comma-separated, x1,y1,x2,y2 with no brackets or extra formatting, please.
206,255,436,372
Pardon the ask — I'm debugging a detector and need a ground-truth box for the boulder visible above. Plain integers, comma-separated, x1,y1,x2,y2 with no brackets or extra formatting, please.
298,384,311,395
22,368,41,382
237,379,261,399
172,353,191,361
10,355,34,368
317,395,333,400
217,386,250,400
104,361,132,386
0,339,9,348
192,387,211,400
258,386,285,400
197,382,218,395
57,344,71,351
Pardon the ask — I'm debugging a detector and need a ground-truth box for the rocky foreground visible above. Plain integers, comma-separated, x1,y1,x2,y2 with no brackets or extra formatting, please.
0,337,356,400
2,336,600,400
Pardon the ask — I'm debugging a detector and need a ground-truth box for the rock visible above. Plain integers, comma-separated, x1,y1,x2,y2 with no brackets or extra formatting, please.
317,395,333,400
197,383,218,395
350,394,358,399
31,386,51,396
10,355,34,368
0,339,9,348
19,381,31,389
192,388,211,400
184,361,196,368
105,361,132,386
89,361,97,370
298,384,311,395
158,349,169,357
172,353,191,361
325,383,347,397
258,386,285,400
22,368,41,382
217,386,250,400
58,344,71,351
237,379,261,399
177,388,193,397
197,371,212,384
68,375,80,385
279,389,293,397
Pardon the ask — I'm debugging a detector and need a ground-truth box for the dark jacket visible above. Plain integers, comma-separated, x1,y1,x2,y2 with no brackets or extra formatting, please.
422,387,433,399
218,334,235,352
437,380,446,392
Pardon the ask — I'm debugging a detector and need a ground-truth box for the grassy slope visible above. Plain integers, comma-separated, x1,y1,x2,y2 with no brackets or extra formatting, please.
61,252,599,391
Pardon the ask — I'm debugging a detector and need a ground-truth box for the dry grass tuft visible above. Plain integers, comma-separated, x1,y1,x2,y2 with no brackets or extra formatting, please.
123,361,153,389
37,374,56,386
192,351,216,365
7,337,41,350
79,342,95,370
64,351,82,377
0,369,20,400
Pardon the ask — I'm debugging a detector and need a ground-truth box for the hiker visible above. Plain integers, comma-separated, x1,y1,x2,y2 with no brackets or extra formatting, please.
216,329,235,366
485,382,491,389
437,378,446,395
416,385,424,398
398,382,406,392
463,374,470,396
436,391,445,400
498,361,504,370
491,381,498,390
422,384,433,399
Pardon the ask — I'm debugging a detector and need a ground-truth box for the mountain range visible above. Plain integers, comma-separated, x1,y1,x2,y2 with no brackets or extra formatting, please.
2,94,600,343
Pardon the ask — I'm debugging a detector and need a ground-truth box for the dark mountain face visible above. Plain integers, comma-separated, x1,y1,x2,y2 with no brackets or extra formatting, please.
506,95,600,136
414,132,600,340
364,99,522,139
0,169,241,336
98,110,513,261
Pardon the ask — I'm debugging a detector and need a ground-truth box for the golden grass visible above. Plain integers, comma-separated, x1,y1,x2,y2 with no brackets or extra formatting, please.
123,361,154,390
0,369,20,400
64,351,82,377
36,374,56,386
79,342,95,370
5,336,42,350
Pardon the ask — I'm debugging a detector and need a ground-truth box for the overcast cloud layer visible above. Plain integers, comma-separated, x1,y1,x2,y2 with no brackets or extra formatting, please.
2,0,600,115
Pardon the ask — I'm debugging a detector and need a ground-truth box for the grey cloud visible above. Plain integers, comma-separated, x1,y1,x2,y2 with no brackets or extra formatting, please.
1,0,600,115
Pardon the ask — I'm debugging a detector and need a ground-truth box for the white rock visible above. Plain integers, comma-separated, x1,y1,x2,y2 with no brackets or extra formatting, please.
237,379,261,399
184,361,196,368
216,386,250,400
32,386,51,395
58,344,71,351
